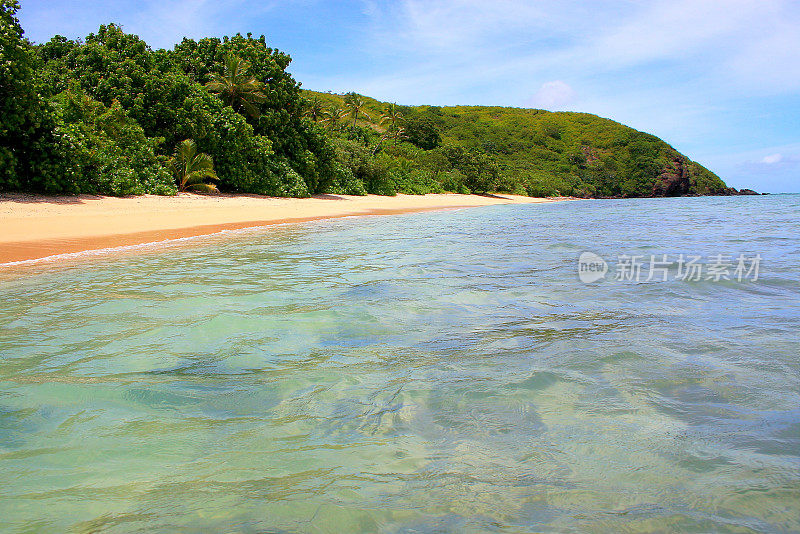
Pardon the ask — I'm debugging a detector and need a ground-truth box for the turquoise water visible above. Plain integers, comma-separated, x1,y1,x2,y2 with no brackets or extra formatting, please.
1,195,798,533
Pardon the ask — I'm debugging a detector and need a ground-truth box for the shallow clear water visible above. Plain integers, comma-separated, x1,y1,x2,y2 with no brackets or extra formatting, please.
1,195,799,533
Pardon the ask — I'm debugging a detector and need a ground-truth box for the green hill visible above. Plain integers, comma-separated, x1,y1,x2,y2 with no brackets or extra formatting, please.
303,90,730,198
0,0,738,199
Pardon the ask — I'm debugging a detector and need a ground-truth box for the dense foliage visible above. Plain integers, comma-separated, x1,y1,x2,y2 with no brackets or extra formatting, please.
39,89,175,195
0,6,730,198
304,91,730,198
0,0,54,191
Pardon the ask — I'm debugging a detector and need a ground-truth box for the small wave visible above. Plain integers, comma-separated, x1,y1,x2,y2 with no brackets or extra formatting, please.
0,234,216,268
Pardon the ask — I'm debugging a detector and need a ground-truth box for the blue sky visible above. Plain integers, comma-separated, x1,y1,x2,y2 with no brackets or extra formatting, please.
18,0,800,192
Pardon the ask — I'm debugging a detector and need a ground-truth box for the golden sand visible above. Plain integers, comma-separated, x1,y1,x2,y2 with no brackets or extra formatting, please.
0,193,568,264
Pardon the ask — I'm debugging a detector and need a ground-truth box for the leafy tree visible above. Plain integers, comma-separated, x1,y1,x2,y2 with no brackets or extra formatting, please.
171,139,219,192
404,117,442,150
35,89,175,195
205,53,268,119
0,0,53,191
442,146,500,194
170,33,337,193
34,26,297,196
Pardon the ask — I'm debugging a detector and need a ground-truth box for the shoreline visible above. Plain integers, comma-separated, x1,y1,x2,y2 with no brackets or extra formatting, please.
0,193,570,265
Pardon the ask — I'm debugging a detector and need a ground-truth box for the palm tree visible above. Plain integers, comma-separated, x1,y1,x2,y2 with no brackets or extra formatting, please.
380,103,404,133
321,107,347,130
171,139,219,193
303,97,324,122
392,126,408,145
370,126,408,155
205,54,268,119
343,92,366,130
371,132,391,156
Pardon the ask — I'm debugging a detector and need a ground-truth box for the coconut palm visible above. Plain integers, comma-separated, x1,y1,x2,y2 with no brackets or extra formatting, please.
319,107,343,130
171,139,219,193
205,54,268,119
392,126,408,145
380,103,404,134
343,92,367,130
370,126,408,155
303,97,324,122
371,132,391,156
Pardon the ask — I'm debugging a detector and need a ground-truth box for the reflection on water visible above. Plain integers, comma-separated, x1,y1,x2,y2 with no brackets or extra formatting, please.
1,196,799,532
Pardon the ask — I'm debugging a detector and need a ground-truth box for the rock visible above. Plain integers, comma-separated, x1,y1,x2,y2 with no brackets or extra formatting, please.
652,156,690,197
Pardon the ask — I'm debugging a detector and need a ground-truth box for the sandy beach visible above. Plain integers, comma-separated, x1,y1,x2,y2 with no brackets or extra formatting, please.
0,193,566,264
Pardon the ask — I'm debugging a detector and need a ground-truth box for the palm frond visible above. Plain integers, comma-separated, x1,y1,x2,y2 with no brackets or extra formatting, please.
205,54,266,119
189,153,215,172
204,82,225,93
173,139,219,192
186,183,219,193
244,90,268,103
240,99,261,119
176,139,197,160
184,169,218,184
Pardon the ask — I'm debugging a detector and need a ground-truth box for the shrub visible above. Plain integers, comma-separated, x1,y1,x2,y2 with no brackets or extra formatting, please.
30,90,175,195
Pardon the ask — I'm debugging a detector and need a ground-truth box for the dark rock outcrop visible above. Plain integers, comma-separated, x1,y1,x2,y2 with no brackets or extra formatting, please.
652,157,690,197
716,187,760,196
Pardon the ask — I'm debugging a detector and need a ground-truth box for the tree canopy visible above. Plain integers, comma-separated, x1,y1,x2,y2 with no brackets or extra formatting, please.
0,0,55,191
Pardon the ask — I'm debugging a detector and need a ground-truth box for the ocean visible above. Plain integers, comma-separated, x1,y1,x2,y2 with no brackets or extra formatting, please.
1,195,798,532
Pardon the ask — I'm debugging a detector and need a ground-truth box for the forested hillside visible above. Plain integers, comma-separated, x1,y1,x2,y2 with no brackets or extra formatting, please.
1,0,736,198
304,90,731,198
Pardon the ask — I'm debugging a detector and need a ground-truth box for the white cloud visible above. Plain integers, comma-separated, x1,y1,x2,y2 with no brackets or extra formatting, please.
526,81,576,110
355,0,800,102
699,143,800,192
739,153,800,192
590,0,760,67
368,0,549,53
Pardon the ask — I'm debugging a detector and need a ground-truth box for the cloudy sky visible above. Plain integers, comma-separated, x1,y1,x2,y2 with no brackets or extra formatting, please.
18,0,800,192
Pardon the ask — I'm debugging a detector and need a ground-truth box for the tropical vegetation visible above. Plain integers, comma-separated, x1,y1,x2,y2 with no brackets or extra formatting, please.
305,91,731,197
0,0,732,198
171,139,219,193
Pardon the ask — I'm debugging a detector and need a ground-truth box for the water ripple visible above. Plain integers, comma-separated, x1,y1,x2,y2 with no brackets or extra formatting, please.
1,196,799,532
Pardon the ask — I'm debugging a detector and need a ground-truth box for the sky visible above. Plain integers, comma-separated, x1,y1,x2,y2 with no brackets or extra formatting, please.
18,0,800,193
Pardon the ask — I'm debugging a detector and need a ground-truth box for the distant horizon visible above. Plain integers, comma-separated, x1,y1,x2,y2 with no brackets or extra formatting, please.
18,0,800,193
